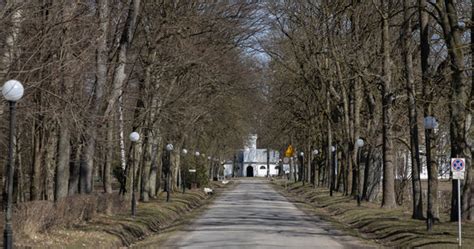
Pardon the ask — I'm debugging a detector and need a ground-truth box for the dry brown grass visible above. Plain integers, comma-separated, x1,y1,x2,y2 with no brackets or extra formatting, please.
12,181,234,248
7,193,127,240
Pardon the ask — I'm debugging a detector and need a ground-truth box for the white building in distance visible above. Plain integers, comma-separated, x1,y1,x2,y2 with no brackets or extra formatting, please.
223,134,281,177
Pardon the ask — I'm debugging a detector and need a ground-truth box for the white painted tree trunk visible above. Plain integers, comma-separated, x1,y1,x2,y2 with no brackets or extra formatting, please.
119,96,127,171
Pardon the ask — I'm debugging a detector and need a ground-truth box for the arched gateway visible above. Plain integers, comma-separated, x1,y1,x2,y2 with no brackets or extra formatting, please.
246,166,254,177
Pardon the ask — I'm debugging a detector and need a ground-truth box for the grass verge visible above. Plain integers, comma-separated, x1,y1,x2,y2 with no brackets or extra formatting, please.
272,180,473,249
16,181,234,249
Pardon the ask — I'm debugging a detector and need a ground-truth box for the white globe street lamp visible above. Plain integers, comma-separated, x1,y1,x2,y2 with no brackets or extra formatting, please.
2,79,24,249
330,145,337,197
165,143,174,202
181,149,188,193
424,115,437,231
129,132,140,217
192,151,199,189
424,116,438,130
2,79,24,102
299,151,306,186
129,132,140,142
356,138,365,148
355,138,365,206
312,149,319,155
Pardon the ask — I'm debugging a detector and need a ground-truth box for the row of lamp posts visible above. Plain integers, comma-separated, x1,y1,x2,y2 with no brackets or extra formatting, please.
293,116,437,228
128,132,208,215
290,139,365,202
0,79,370,248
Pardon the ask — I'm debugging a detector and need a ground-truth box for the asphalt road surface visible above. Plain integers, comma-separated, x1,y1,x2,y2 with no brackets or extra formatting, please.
137,179,374,249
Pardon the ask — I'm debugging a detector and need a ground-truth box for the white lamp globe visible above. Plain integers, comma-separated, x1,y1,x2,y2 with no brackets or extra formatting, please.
129,132,140,142
313,149,319,155
356,138,365,147
207,156,211,160
195,151,200,156
166,143,174,151
182,149,188,154
424,116,438,130
300,152,304,156
331,146,336,152
2,80,24,102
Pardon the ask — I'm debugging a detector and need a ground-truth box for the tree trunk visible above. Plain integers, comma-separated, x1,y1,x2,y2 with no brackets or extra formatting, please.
13,132,24,203
68,144,82,195
105,0,140,196
30,119,43,201
56,124,70,200
44,130,57,201
134,139,143,198
438,0,472,221
362,146,372,201
149,134,163,198
324,79,334,193
138,51,157,200
80,135,95,194
55,1,75,199
345,95,353,196
469,0,474,221
79,0,110,194
419,0,438,226
140,132,152,201
103,0,141,117
103,122,113,193
350,0,363,200
400,0,423,219
0,0,21,82
380,1,396,208
171,147,182,192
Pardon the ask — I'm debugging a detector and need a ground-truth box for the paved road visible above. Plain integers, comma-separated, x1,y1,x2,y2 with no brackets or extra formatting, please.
137,179,373,249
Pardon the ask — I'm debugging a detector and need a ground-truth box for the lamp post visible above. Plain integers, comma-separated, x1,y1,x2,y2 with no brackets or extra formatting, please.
192,151,200,188
278,158,282,176
181,149,188,194
299,152,305,186
207,156,212,180
330,145,336,196
424,116,437,231
165,143,174,202
313,149,319,186
2,80,24,249
129,132,140,217
266,148,270,178
355,138,365,206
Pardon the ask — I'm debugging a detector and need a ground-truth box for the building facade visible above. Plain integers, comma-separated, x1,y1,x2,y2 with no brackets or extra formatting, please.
223,134,281,177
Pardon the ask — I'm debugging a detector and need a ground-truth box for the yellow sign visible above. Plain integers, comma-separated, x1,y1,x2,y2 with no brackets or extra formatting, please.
285,145,294,157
